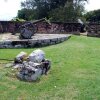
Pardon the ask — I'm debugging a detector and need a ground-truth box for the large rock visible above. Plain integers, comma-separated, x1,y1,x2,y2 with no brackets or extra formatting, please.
13,49,51,81
16,60,51,81
29,49,45,63
20,28,34,39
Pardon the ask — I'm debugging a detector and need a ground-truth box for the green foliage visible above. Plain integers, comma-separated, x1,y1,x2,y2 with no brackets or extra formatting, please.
17,8,36,21
20,0,50,19
0,35,100,99
49,0,87,22
11,17,26,22
84,9,100,22
49,2,76,22
17,0,88,21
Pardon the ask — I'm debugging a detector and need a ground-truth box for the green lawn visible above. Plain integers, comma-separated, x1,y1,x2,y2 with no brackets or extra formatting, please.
0,35,100,100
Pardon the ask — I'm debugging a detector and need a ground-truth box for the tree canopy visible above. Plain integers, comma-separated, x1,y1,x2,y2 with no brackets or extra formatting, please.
17,0,88,22
84,9,100,22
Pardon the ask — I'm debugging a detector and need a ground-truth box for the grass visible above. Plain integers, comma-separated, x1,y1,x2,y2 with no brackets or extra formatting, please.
0,35,100,100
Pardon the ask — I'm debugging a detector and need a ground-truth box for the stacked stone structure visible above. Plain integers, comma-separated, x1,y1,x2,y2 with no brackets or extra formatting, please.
0,20,81,34
0,34,71,48
87,23,100,37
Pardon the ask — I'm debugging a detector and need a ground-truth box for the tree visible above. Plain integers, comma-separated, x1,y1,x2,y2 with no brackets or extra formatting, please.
21,0,50,19
17,8,37,21
17,0,88,21
49,0,88,22
20,0,68,19
84,9,100,22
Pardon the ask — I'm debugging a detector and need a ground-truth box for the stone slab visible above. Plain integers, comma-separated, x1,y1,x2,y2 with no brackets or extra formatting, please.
0,33,71,48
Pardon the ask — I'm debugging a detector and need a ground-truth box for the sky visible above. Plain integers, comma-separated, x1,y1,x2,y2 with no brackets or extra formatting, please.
0,0,25,20
0,0,100,20
85,0,100,11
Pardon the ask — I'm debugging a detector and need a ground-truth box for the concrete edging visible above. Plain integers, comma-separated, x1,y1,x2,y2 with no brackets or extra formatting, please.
0,34,71,48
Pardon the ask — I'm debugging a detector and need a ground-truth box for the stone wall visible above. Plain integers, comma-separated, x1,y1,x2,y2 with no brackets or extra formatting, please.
35,22,81,34
0,21,81,34
87,23,100,37
0,21,23,33
1,21,100,37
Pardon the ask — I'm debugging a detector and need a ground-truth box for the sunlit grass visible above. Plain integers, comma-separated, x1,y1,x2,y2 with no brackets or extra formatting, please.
0,35,100,100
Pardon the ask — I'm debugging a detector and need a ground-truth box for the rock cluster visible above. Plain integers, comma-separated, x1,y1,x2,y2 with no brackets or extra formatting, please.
13,49,51,81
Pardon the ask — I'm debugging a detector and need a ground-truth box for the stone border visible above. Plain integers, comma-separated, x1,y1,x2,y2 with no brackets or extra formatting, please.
0,34,71,48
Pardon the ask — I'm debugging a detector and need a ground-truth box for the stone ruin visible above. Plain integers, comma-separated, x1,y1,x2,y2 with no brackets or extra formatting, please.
0,19,82,35
87,23,100,37
12,49,51,81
